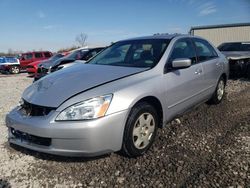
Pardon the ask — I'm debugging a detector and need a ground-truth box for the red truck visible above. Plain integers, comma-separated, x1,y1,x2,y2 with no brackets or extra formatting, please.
19,51,53,70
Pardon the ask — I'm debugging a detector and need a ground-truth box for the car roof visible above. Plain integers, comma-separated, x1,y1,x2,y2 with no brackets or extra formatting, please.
121,33,188,41
69,47,105,53
220,41,250,44
22,51,51,54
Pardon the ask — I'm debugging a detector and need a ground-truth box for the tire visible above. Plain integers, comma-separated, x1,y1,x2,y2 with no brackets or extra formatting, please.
207,76,226,105
121,102,158,157
9,66,20,74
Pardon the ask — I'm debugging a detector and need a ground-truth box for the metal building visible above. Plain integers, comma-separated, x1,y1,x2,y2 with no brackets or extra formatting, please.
190,23,250,47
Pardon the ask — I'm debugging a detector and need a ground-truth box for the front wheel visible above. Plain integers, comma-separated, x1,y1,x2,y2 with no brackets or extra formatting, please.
9,66,20,74
207,77,225,105
121,102,158,157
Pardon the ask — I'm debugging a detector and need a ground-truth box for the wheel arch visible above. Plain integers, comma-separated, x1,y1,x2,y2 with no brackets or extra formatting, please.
221,73,227,85
131,96,164,128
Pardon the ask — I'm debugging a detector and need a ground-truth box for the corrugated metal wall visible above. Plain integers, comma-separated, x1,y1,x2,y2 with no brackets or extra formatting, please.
192,26,250,47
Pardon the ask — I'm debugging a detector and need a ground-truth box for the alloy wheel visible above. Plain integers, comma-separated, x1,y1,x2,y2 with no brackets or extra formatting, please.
217,80,225,101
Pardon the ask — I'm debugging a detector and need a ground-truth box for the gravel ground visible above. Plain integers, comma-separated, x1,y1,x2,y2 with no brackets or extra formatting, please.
0,74,249,187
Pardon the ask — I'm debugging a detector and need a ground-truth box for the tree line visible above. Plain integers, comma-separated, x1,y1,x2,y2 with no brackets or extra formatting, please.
0,33,88,56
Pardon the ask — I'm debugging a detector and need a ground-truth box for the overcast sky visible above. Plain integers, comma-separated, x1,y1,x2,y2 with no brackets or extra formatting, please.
0,0,249,52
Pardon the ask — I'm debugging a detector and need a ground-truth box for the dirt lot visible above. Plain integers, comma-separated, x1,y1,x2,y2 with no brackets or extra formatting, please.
0,74,249,187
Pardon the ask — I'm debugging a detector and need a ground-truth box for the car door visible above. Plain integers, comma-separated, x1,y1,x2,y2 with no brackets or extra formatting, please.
193,38,222,96
163,38,205,120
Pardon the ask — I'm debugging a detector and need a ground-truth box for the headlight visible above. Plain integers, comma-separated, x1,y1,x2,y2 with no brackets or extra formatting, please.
55,94,113,121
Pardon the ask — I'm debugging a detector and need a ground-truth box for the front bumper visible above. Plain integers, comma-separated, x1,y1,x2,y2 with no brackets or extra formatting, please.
229,59,250,78
26,67,36,74
6,107,128,157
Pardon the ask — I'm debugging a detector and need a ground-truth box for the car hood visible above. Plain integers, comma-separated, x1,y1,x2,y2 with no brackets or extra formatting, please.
41,57,75,69
221,51,250,60
23,64,147,107
39,59,58,68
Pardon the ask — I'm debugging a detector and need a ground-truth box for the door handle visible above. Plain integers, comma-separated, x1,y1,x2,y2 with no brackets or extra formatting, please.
216,62,221,66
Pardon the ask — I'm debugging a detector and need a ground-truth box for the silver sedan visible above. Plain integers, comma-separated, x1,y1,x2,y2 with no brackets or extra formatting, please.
6,34,229,157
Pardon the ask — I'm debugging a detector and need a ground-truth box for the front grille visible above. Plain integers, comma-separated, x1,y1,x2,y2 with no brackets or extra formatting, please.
11,128,51,146
20,100,55,116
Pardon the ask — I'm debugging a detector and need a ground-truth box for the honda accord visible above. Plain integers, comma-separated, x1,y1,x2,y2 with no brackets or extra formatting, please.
6,34,228,157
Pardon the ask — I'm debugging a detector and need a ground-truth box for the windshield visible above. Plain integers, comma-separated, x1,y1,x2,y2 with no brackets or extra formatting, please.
218,42,250,51
88,39,170,68
49,54,64,61
64,50,89,60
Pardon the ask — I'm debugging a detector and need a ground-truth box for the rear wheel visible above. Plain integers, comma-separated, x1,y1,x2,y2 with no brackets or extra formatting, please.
121,102,158,157
9,66,20,74
207,76,225,105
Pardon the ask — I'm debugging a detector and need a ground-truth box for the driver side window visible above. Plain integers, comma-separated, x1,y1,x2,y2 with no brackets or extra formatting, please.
169,38,197,65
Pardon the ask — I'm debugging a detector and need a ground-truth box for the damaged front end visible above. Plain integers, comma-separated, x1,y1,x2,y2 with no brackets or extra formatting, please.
219,42,250,79
228,57,250,78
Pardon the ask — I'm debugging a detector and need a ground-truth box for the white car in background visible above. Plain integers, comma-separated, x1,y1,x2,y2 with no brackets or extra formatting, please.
0,57,20,74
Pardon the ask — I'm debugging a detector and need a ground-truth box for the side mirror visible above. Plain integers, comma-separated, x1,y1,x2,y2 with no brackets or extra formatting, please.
172,58,191,69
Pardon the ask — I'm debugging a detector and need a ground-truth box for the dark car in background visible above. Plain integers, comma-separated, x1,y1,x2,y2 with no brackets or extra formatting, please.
34,47,104,81
218,42,250,78
0,57,20,74
26,53,66,77
19,51,53,70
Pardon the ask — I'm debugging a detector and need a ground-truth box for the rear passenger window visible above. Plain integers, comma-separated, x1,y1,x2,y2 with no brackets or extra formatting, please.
169,38,197,64
35,53,43,58
44,52,52,58
194,39,218,62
